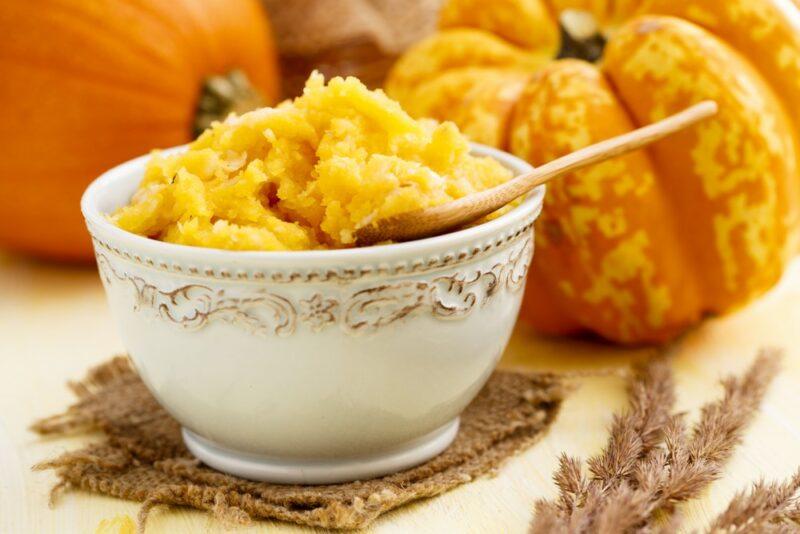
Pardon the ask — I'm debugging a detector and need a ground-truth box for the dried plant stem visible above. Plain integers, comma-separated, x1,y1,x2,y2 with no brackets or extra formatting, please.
530,348,783,534
708,469,800,533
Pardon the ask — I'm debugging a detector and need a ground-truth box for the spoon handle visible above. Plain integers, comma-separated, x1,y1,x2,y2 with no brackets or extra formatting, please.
355,100,718,245
449,100,719,223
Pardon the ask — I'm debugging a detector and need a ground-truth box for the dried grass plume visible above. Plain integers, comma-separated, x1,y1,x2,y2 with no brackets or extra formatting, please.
530,348,791,534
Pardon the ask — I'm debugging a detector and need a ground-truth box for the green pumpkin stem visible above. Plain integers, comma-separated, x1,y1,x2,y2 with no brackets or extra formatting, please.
194,70,264,137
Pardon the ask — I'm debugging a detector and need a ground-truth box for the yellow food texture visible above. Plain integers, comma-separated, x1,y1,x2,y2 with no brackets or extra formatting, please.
111,73,514,251
95,515,136,534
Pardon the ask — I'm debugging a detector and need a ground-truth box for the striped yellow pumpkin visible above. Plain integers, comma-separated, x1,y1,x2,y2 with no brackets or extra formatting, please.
386,0,800,343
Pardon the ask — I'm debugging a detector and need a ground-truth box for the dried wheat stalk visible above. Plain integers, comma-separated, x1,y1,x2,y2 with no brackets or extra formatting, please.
530,348,785,534
708,469,800,533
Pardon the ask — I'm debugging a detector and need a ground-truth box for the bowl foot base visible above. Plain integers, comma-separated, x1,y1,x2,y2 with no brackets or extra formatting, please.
182,418,460,485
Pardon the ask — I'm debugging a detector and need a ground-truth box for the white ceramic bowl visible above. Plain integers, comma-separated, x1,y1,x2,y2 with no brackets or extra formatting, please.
81,144,543,484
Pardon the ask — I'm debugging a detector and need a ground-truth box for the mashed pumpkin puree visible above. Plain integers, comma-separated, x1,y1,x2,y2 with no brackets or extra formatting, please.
111,73,514,250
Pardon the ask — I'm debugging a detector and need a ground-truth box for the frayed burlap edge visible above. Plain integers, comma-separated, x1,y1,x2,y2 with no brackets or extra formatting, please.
32,356,570,531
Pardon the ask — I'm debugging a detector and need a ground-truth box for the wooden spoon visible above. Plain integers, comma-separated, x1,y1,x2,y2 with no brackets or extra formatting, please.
355,100,718,246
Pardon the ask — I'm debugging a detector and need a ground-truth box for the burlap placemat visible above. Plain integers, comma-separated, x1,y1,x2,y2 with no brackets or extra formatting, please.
32,356,569,531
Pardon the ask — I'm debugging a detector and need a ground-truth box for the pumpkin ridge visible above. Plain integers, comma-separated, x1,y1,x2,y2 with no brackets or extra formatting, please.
37,1,185,72
122,0,194,39
122,0,210,76
1,57,189,103
439,0,561,54
180,0,247,77
598,68,705,320
1,10,191,101
509,59,702,341
626,0,800,244
604,15,795,309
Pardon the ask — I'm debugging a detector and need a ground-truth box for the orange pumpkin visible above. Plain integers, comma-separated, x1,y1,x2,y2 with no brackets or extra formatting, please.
387,0,800,343
0,0,280,261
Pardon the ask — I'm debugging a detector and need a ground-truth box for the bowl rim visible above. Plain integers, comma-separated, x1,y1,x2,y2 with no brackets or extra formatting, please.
81,143,543,269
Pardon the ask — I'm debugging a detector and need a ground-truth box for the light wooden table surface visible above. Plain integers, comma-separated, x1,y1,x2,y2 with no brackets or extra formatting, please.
2,252,799,534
